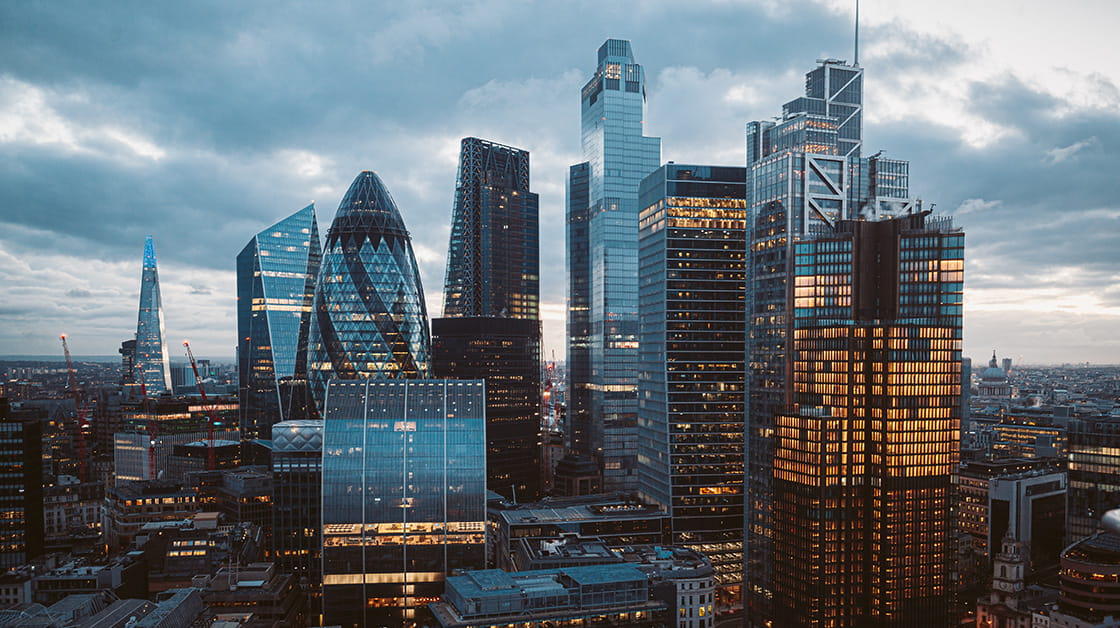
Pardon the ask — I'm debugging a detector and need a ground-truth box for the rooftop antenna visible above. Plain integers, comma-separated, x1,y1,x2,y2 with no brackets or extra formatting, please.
854,0,860,66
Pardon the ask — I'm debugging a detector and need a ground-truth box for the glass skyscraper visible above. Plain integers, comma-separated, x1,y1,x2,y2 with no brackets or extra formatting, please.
320,379,486,627
744,57,923,624
567,38,661,492
772,212,962,626
307,171,431,412
637,164,747,608
434,137,542,501
237,204,321,440
134,235,172,396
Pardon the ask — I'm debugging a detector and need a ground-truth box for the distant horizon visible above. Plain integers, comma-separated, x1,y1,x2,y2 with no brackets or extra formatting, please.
2,355,1118,369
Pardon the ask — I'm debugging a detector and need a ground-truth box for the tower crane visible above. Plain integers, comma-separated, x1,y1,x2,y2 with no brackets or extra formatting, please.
59,334,89,482
183,341,217,471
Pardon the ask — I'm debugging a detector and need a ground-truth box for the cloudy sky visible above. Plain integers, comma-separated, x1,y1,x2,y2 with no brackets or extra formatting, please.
1,0,1117,364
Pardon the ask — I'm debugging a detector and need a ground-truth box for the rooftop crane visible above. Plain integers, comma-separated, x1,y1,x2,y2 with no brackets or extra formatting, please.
59,334,89,482
183,340,217,471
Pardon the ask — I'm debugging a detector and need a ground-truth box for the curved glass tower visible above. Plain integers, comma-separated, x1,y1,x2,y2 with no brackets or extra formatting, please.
307,171,431,412
135,236,172,396
237,204,321,439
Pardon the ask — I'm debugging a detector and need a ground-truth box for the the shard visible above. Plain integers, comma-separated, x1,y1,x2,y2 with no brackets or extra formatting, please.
134,235,172,396
307,171,431,412
237,204,322,439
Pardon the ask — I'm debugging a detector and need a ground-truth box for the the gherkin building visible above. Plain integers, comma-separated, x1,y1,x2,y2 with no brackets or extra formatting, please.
307,171,431,413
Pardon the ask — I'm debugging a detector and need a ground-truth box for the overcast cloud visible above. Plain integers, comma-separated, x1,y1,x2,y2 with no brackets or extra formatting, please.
1,0,1117,364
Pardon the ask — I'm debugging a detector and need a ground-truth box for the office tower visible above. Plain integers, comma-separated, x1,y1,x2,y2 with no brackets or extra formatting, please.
1067,415,1120,542
237,204,322,441
744,57,912,621
271,420,322,619
566,38,661,492
432,318,540,500
433,137,541,501
636,164,747,606
769,212,962,627
134,236,173,396
0,398,44,570
442,137,539,319
306,171,431,412
320,379,486,627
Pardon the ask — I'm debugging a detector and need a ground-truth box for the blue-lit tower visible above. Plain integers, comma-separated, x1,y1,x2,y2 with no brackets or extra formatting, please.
567,38,661,492
134,235,172,396
306,171,431,413
237,204,321,440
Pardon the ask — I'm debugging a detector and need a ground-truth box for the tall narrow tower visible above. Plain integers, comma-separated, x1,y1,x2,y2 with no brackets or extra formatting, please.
237,204,321,439
134,236,172,396
433,137,542,501
567,39,661,492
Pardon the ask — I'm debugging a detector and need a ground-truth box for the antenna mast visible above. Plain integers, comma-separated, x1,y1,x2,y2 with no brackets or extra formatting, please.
854,0,860,66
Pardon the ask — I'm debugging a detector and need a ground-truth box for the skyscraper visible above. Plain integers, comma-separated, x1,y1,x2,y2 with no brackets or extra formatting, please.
134,235,172,396
744,56,921,623
771,212,962,626
442,137,539,320
637,164,747,607
237,205,321,440
306,171,431,412
567,38,661,492
320,379,486,627
433,137,542,501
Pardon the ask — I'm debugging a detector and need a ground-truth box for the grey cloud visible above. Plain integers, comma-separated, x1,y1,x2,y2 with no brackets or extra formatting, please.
0,1,1115,361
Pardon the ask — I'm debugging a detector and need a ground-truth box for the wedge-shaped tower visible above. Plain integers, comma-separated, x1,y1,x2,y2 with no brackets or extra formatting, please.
237,204,321,439
134,236,172,396
307,171,431,412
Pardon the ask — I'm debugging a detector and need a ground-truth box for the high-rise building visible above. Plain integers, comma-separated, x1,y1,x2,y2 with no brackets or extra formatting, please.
0,398,44,570
566,38,661,492
441,137,539,320
744,56,916,622
769,212,962,627
433,137,541,501
306,171,431,412
271,419,323,620
237,204,322,440
134,236,172,396
636,164,747,607
320,379,486,627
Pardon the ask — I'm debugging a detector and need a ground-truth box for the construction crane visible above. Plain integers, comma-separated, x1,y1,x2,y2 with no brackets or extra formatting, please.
59,334,89,482
183,340,217,471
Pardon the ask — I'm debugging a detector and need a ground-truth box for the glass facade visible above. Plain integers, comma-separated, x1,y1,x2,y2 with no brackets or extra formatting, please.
432,317,541,501
434,137,542,501
442,137,539,320
567,38,661,492
320,379,486,627
1067,416,1120,542
307,171,431,412
134,236,172,396
745,58,893,623
271,419,323,619
237,204,321,440
771,213,962,627
637,164,747,608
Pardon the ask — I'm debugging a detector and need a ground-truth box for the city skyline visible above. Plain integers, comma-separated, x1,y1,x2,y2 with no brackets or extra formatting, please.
1,1,1117,364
